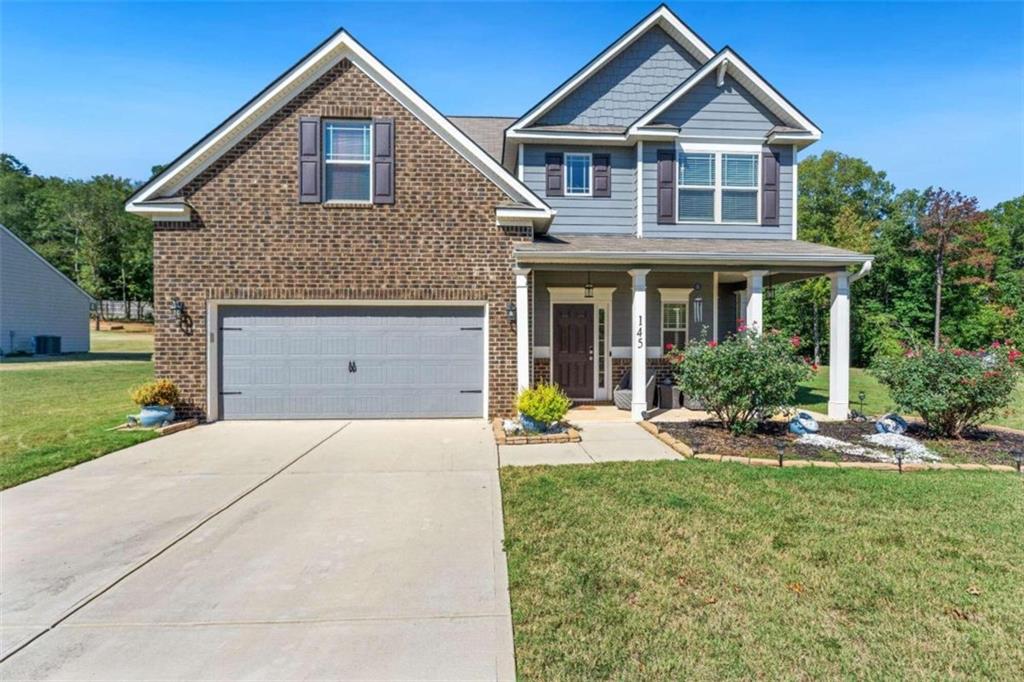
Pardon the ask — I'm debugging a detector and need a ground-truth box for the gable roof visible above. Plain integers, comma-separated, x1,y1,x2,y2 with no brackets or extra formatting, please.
508,4,715,133
126,30,551,223
449,116,515,162
631,47,822,140
0,225,94,302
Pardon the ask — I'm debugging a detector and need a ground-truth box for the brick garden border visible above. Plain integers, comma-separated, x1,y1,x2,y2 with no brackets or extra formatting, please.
492,418,581,446
639,421,1020,474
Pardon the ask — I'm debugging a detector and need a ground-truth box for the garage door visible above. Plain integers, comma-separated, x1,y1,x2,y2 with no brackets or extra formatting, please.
217,305,485,419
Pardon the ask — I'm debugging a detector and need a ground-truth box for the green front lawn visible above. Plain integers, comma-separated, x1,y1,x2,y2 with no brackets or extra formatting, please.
501,462,1024,680
797,366,1024,430
0,331,155,489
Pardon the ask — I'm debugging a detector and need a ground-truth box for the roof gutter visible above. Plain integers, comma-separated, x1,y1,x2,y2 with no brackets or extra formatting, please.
849,258,873,283
516,250,873,267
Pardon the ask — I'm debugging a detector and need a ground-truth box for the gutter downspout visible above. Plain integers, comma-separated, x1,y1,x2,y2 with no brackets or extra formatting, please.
849,259,873,284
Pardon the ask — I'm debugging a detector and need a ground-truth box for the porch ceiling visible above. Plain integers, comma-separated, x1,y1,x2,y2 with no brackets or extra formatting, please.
515,235,872,269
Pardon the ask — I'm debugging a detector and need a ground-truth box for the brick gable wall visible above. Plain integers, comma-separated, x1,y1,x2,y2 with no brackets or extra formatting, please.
154,59,530,420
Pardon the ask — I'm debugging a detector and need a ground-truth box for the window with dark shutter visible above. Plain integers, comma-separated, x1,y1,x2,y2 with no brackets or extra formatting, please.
656,149,676,224
372,117,395,204
545,153,563,197
761,149,780,226
592,153,611,198
298,116,321,203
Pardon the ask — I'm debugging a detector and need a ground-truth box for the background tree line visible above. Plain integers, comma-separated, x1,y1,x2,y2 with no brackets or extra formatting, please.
766,150,1022,365
1,150,1021,364
0,154,154,320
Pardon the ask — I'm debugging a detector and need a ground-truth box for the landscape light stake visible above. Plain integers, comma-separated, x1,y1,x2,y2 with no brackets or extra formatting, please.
1013,449,1023,475
897,453,903,474
858,390,866,415
776,442,785,468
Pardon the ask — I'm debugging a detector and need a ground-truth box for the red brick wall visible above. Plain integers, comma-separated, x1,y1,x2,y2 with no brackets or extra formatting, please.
153,59,530,420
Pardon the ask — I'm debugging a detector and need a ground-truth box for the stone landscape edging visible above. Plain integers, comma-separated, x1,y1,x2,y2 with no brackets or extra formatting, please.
492,418,581,446
641,421,1020,474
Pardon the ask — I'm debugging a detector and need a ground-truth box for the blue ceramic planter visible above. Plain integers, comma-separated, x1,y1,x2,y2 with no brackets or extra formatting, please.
519,414,548,434
139,405,175,427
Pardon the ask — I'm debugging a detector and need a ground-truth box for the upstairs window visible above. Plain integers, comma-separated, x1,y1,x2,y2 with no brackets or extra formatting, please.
564,153,592,196
324,121,371,202
677,149,760,224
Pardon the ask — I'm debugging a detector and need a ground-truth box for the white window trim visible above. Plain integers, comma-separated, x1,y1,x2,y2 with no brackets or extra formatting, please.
659,287,692,352
324,120,373,203
564,152,593,197
675,144,761,225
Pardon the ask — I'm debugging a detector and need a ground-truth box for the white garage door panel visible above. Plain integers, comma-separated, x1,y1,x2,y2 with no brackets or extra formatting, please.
218,305,485,419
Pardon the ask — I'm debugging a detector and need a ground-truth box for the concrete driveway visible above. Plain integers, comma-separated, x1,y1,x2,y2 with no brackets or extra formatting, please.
1,420,514,680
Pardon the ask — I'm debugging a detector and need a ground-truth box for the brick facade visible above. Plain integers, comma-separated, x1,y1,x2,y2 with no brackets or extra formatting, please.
153,59,530,420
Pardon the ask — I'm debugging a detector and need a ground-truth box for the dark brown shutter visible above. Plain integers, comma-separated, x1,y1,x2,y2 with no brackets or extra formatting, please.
372,117,395,205
592,153,611,198
545,153,563,197
298,116,321,203
761,148,780,225
656,149,676,224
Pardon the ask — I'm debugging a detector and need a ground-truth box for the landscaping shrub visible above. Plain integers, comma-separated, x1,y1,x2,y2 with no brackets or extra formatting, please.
130,378,180,407
667,329,813,435
872,341,1022,437
516,383,572,425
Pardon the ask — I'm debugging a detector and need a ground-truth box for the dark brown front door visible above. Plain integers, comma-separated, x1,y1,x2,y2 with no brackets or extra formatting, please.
552,304,594,399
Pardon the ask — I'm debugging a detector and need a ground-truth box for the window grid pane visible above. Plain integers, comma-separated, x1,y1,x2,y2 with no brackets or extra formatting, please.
722,190,757,222
679,153,715,187
597,308,606,389
325,164,371,202
722,154,757,187
565,154,591,195
325,122,371,162
678,189,714,221
662,331,686,349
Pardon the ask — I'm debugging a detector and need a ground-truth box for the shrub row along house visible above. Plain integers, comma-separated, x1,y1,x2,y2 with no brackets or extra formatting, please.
126,4,871,422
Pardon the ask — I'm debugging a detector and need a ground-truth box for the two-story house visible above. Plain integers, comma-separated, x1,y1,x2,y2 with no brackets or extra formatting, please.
127,4,870,423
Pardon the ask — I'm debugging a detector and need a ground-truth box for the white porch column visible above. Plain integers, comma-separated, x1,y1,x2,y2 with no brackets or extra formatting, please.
513,267,531,394
828,271,851,420
628,268,650,421
744,270,767,333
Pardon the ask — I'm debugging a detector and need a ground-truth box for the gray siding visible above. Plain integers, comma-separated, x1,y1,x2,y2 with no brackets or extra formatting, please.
1,227,91,354
533,271,714,352
522,145,635,235
652,75,782,136
538,27,701,127
642,143,793,239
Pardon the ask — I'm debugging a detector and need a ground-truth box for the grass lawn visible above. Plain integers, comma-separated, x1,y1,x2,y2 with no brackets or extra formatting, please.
797,366,1024,430
0,331,155,489
501,462,1024,680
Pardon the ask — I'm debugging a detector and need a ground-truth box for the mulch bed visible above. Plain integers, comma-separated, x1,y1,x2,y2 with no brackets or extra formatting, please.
659,420,1024,467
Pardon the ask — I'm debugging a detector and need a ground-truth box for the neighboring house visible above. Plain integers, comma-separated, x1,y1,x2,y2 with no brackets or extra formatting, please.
0,225,92,355
126,4,870,422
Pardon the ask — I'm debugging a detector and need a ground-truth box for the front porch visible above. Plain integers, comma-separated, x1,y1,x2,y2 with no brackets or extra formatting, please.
513,235,872,422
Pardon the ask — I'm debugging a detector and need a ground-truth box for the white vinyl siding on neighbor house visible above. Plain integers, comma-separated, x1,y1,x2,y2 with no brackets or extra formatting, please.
324,120,372,202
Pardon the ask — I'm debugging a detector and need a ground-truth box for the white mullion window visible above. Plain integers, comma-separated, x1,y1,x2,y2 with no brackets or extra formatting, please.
677,147,761,224
564,152,592,196
324,120,372,202
662,301,688,350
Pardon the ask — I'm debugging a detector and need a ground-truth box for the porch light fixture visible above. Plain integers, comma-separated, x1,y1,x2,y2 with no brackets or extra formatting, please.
584,272,594,299
506,302,517,324
170,297,185,324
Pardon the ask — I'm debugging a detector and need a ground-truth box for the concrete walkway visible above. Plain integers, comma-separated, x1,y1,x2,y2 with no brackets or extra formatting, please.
499,421,680,467
1,420,514,681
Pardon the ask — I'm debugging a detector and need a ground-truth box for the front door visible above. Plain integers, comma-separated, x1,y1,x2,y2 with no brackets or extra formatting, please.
552,304,594,399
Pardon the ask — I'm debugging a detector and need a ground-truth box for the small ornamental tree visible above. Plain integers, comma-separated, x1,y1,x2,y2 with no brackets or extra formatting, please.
872,341,1022,437
667,329,814,435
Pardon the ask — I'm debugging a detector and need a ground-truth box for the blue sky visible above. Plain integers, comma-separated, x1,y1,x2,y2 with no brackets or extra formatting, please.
2,1,1022,207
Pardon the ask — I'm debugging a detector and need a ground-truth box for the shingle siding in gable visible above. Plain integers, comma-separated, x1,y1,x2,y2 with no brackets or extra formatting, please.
652,74,782,136
521,144,635,235
537,27,701,128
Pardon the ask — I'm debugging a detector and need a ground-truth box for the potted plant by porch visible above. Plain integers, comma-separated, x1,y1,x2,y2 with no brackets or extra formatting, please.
516,383,573,433
130,379,180,427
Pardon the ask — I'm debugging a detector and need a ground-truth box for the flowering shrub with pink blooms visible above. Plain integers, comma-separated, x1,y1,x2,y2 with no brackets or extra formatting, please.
665,329,814,435
872,341,1022,437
